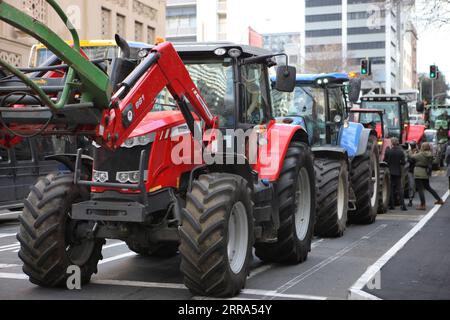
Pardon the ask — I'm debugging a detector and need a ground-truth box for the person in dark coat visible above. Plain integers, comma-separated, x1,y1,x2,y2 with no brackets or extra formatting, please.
409,142,445,210
385,138,407,211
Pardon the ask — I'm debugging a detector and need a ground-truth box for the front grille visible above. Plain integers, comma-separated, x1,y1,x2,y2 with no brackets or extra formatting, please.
93,144,151,183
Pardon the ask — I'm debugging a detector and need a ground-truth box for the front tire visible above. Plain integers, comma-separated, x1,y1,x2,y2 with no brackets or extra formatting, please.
314,158,349,238
349,136,380,225
255,142,316,264
17,172,104,287
179,173,253,297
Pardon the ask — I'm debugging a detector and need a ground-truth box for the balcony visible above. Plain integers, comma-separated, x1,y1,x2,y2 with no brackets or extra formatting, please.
167,0,197,7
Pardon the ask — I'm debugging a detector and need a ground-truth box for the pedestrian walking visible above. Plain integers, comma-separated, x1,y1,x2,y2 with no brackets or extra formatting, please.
407,142,418,207
385,138,407,211
409,142,445,210
445,140,450,190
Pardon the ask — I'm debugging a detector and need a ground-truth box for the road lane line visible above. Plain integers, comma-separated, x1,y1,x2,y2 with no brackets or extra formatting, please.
266,224,388,300
349,191,450,300
91,279,186,290
0,246,20,253
91,279,329,300
0,264,20,269
0,233,16,239
98,252,137,265
0,243,19,250
103,242,126,250
248,239,324,280
0,272,27,280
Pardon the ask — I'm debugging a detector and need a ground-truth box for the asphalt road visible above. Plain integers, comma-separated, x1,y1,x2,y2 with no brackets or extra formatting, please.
0,174,448,301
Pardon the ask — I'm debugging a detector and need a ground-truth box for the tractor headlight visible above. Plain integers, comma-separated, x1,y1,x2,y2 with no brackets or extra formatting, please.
121,133,156,148
93,170,109,183
116,171,148,184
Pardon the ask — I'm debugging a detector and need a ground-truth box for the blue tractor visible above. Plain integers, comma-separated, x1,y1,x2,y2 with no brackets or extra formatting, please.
272,73,380,237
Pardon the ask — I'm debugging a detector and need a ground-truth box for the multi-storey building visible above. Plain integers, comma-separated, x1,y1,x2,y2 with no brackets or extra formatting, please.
303,0,416,94
263,32,302,70
166,0,261,45
0,0,166,67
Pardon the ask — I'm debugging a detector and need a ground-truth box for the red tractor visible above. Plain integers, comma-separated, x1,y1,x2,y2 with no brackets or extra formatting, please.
0,1,316,297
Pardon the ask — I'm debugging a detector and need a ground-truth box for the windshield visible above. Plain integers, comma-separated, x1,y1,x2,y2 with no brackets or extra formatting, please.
30,46,119,67
272,86,325,120
360,101,401,129
429,108,450,130
154,59,235,128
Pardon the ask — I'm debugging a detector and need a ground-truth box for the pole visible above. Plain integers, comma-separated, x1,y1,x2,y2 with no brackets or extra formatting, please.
432,78,435,105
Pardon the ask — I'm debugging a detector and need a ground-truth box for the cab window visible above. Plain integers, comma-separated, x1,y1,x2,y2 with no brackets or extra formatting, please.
241,64,269,125
328,87,346,122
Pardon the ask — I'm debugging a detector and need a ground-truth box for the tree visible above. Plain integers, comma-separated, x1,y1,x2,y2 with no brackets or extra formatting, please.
304,44,354,74
419,72,450,105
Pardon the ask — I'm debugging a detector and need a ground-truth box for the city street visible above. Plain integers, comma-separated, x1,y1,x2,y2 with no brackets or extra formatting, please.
0,175,448,301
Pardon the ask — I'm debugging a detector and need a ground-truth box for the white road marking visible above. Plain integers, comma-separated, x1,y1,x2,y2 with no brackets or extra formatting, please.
103,242,126,250
0,245,20,253
91,279,186,290
98,252,137,265
248,239,325,280
0,272,27,280
0,242,19,250
0,264,20,269
248,264,273,279
266,224,388,300
92,279,329,300
348,191,450,300
0,233,16,239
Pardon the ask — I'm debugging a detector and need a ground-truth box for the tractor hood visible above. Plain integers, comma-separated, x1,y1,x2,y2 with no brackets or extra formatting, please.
127,110,190,139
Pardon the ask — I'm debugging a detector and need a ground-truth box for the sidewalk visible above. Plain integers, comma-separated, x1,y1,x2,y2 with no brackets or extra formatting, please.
363,193,450,300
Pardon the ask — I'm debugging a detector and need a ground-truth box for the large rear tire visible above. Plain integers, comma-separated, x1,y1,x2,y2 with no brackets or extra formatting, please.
255,142,316,264
17,172,104,287
179,173,253,297
349,136,380,225
314,158,349,238
378,167,391,214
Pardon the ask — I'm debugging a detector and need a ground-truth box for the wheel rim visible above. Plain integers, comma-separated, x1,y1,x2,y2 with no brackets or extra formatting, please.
370,156,379,208
227,202,249,275
294,168,312,241
65,219,96,266
337,172,345,220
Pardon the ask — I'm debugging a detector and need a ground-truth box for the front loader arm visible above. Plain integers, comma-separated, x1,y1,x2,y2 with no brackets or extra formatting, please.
102,42,218,150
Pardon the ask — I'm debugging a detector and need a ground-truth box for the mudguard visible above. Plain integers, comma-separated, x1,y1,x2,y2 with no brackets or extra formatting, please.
312,146,348,161
255,121,309,181
339,122,374,158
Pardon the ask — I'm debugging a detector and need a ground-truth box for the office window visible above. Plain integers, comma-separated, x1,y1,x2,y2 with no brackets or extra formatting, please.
147,26,155,44
135,21,143,42
306,29,342,37
306,13,342,23
347,26,385,35
117,14,126,36
348,41,385,50
306,0,342,7
101,7,112,39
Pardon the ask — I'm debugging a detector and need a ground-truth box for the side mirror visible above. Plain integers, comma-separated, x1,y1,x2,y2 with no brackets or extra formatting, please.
348,78,361,104
275,66,296,92
416,101,425,113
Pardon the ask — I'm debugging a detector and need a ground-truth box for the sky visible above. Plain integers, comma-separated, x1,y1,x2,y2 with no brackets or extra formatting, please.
247,0,448,77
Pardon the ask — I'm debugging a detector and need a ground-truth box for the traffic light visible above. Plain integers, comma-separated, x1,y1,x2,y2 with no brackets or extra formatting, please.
361,59,371,76
430,65,438,79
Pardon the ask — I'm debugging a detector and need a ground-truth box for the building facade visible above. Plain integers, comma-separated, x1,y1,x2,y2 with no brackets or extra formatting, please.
303,0,416,94
0,0,166,67
166,0,261,45
263,32,302,70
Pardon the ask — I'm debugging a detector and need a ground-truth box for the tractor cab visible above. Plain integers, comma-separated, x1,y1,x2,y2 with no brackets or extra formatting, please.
360,95,424,145
272,73,351,147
